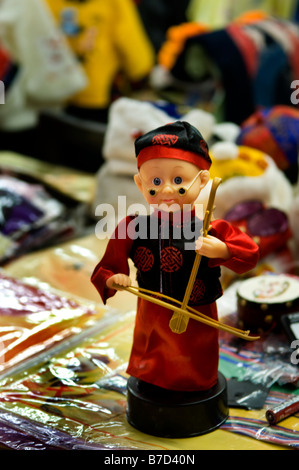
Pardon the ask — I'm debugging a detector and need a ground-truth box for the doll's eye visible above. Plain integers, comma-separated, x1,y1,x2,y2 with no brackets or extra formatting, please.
173,176,182,185
153,177,162,186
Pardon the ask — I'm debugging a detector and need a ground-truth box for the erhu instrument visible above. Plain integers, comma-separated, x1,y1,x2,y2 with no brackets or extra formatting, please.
114,177,260,341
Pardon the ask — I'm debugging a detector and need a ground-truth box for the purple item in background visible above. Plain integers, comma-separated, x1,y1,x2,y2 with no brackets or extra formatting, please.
0,189,44,235
225,200,264,222
225,201,289,237
248,208,289,237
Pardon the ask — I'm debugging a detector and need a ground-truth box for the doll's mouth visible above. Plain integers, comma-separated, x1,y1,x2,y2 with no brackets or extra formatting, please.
161,199,177,204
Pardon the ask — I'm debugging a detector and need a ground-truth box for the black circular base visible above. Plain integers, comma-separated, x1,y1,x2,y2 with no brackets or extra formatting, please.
126,372,228,438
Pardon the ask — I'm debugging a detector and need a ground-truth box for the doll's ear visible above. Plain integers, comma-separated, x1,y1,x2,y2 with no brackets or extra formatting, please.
199,170,210,190
134,173,143,194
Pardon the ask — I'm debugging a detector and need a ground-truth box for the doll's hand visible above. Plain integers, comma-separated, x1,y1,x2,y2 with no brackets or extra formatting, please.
195,235,230,260
106,274,131,290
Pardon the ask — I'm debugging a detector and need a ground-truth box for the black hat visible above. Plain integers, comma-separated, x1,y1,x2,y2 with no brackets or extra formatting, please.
135,121,212,169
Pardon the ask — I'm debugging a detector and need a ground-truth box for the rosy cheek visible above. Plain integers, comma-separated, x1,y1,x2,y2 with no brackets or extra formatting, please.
144,193,157,205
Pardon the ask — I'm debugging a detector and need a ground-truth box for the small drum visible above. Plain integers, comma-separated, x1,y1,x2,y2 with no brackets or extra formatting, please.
237,274,299,333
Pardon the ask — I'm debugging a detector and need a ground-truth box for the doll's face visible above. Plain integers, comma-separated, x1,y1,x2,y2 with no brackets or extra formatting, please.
134,158,210,212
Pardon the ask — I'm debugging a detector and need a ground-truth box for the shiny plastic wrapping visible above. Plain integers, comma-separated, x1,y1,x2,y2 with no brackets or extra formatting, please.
218,339,299,449
0,310,162,450
0,270,107,377
0,305,298,450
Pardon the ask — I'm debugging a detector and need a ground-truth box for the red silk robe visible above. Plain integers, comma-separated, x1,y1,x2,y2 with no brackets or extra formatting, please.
91,212,259,391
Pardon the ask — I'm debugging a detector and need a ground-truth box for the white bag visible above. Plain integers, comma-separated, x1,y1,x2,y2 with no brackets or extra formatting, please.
0,0,87,129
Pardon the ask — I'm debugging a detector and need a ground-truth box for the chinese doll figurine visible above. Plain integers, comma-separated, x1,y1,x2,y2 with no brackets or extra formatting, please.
91,121,259,437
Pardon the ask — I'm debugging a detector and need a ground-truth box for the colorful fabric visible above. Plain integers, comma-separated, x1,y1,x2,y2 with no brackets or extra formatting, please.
237,106,299,183
167,26,255,124
158,22,210,71
156,13,299,123
226,23,260,78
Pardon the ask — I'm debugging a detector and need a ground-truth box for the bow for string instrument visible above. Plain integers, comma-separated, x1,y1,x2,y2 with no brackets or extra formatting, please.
113,177,260,342
169,177,221,334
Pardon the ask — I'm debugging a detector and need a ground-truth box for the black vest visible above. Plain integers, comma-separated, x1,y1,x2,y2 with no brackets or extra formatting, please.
129,213,223,306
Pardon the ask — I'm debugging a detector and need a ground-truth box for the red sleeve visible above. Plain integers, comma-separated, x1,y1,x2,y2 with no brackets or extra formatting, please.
91,216,134,304
208,219,260,274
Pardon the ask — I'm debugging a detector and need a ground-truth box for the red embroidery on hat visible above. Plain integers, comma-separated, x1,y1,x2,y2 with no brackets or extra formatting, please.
160,246,183,272
152,135,179,146
133,247,154,272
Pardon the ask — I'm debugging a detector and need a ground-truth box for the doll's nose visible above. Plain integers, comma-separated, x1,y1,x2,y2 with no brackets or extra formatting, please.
162,184,175,194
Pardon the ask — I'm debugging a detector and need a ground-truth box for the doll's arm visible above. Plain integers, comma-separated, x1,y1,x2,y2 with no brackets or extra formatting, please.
199,219,260,274
91,217,134,303
195,234,230,260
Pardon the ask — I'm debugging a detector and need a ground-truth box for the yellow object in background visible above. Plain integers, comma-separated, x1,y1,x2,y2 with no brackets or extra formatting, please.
187,0,297,28
46,0,155,108
209,145,269,181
